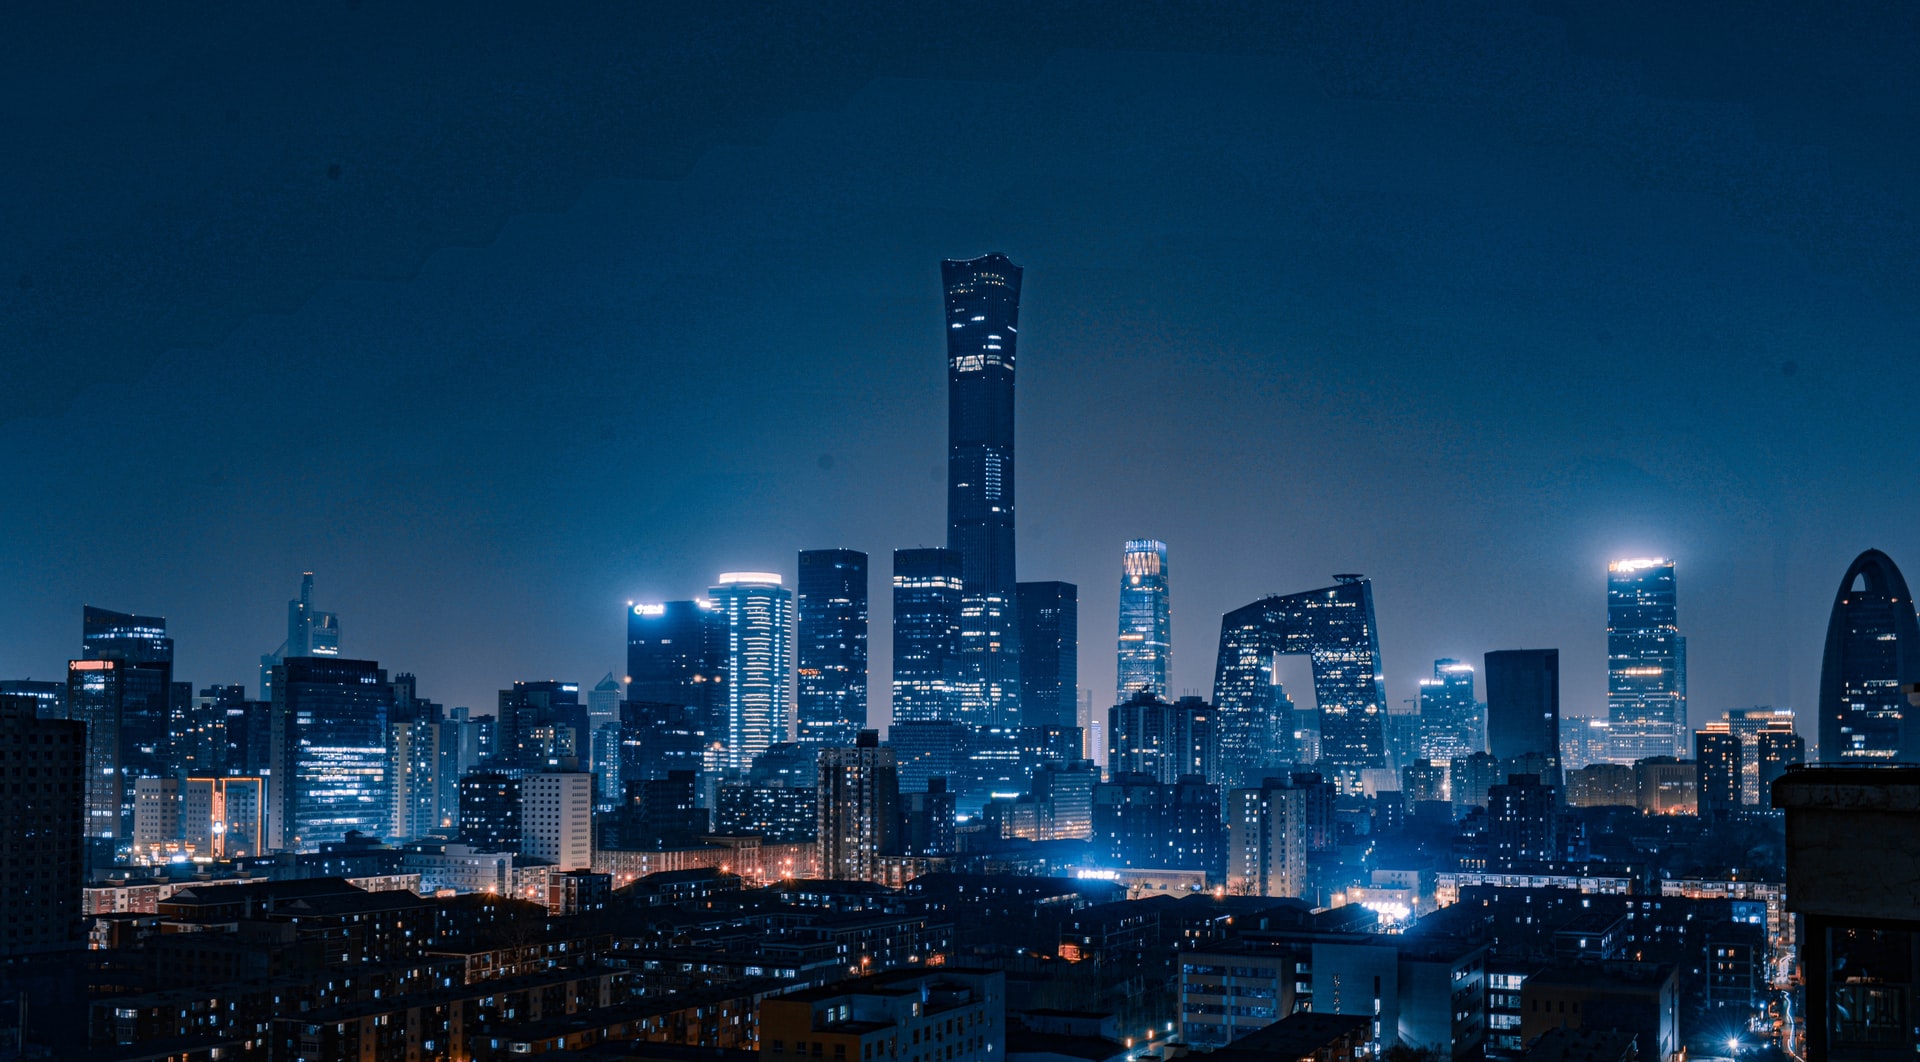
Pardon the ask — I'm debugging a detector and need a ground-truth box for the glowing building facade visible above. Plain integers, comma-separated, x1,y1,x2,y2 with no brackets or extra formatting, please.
1211,574,1389,787
1606,558,1687,763
1118,539,1171,702
708,573,793,772
944,253,1023,729
268,656,395,851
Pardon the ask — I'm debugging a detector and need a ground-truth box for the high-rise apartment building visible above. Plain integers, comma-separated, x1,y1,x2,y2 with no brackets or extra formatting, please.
708,572,793,771
796,549,869,747
1607,558,1687,762
1818,549,1920,763
458,773,522,852
1755,728,1805,793
1212,574,1389,787
1416,659,1480,763
1485,649,1560,784
1227,777,1308,898
496,680,585,774
1108,691,1216,785
1695,730,1742,823
521,772,593,871
1091,774,1225,877
390,718,445,840
0,695,85,962
1016,580,1077,729
1486,773,1559,868
817,731,900,882
269,656,395,851
260,572,340,702
944,252,1023,729
892,548,964,724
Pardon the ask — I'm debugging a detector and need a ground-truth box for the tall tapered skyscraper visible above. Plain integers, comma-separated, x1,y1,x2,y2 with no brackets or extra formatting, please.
1606,558,1687,762
944,253,1022,729
1117,539,1171,702
796,549,869,747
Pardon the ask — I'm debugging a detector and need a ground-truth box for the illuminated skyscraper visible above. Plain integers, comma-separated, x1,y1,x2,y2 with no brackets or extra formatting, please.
944,252,1023,728
1606,558,1687,763
268,656,395,851
1416,659,1480,763
795,549,869,747
69,606,175,850
1818,548,1920,762
892,548,964,724
708,572,792,772
1211,574,1389,787
1117,539,1171,701
1017,580,1077,729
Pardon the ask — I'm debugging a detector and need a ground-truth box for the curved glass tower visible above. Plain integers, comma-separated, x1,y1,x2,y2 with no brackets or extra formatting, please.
944,253,1022,729
1118,539,1171,702
1210,574,1388,787
1819,549,1920,762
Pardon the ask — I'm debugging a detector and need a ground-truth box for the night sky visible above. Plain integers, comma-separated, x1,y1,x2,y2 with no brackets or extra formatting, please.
4,2,1918,738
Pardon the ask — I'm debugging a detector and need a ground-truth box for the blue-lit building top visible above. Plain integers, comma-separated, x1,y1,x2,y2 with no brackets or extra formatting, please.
269,656,395,851
892,548,964,725
1118,539,1171,702
625,599,727,712
796,549,869,747
1211,574,1389,787
1606,558,1686,763
708,572,792,772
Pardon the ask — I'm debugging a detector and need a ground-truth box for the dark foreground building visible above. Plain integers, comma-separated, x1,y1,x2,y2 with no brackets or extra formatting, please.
1775,764,1920,1061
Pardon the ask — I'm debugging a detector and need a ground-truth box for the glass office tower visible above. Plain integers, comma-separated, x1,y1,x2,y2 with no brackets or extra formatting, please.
1485,649,1560,785
1606,558,1687,763
892,548,965,724
944,253,1023,729
708,572,792,772
1017,580,1078,729
796,549,869,747
1211,574,1389,789
269,656,395,851
1818,548,1920,762
69,606,175,851
1416,659,1481,763
1117,539,1171,702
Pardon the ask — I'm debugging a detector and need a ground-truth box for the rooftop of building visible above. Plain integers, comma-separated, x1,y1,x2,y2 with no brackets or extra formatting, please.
1772,764,1920,809
1525,960,1675,991
1520,1026,1639,1061
1206,1012,1370,1061
770,967,1001,1005
1004,1030,1128,1062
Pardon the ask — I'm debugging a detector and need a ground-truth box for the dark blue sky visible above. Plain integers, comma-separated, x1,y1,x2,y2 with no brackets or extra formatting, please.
3,2,1917,738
